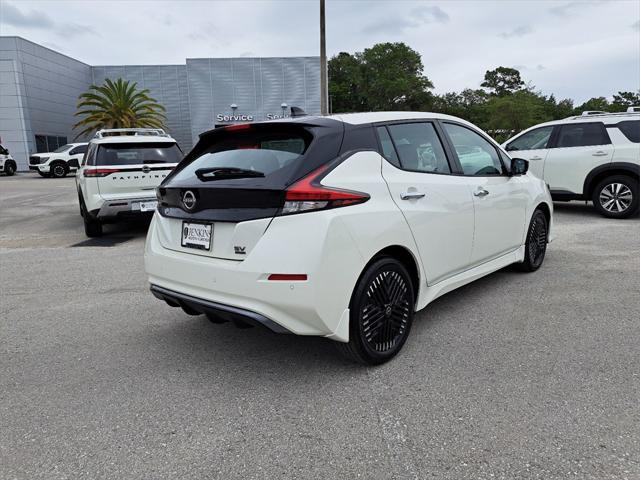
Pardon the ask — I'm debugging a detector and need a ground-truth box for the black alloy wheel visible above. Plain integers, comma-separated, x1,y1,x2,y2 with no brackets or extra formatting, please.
517,209,548,272
4,162,16,176
336,257,415,365
51,162,68,178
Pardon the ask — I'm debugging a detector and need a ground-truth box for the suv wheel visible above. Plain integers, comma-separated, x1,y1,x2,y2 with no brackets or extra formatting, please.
517,209,548,272
79,194,103,237
335,257,415,365
4,161,16,176
50,162,68,178
593,175,638,219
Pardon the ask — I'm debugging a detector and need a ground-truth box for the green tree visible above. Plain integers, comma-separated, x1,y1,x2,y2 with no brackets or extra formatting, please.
481,67,525,96
574,96,610,114
328,52,365,112
485,90,551,142
611,91,640,112
328,42,433,112
74,78,166,138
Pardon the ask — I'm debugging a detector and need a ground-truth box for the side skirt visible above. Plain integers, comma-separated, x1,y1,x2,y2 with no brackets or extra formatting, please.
416,246,525,311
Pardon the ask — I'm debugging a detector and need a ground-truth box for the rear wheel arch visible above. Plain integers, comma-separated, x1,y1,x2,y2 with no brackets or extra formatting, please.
583,163,640,198
355,245,420,305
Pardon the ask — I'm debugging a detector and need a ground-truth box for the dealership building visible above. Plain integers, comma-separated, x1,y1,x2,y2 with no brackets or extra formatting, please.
0,36,321,170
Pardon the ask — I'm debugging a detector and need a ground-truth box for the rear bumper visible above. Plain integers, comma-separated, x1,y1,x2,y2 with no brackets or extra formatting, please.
150,284,291,334
96,196,157,219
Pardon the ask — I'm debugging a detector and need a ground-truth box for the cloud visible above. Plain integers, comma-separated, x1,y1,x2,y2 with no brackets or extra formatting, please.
632,20,640,31
0,1,96,37
1,2,54,28
361,5,449,34
499,25,533,38
536,64,546,71
549,1,605,17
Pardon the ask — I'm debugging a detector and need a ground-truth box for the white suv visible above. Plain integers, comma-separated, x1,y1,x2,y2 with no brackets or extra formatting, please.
0,143,17,176
76,129,182,237
29,143,88,178
503,111,640,218
145,112,554,364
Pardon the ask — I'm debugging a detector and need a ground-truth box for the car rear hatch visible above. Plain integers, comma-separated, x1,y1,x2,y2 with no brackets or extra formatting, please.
155,118,346,260
91,141,182,200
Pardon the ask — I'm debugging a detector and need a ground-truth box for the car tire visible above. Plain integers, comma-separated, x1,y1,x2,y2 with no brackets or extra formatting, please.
335,256,415,365
592,175,639,219
517,209,548,272
4,161,16,176
50,162,68,178
79,193,103,237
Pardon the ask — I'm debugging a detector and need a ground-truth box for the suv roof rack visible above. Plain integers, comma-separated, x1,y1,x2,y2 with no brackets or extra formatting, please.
93,128,169,138
565,111,640,121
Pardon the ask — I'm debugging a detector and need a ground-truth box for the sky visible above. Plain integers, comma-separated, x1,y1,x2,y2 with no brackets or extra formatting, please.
1,0,638,104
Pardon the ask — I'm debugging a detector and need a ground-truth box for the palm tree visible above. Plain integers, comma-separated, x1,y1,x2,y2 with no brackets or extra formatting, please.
73,78,167,138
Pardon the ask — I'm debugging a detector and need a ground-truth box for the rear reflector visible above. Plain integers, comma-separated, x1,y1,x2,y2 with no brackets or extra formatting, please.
84,168,121,177
281,165,369,215
267,274,308,281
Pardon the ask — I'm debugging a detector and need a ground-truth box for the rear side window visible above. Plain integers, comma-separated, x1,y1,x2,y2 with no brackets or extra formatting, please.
376,126,400,167
385,122,450,174
170,127,312,184
556,123,610,148
506,126,554,151
96,143,182,166
616,121,640,143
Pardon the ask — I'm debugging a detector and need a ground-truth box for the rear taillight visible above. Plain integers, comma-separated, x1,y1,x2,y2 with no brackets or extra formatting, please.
281,165,369,215
83,168,121,177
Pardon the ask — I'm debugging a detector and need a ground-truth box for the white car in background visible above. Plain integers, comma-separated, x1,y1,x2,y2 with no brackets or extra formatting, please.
145,112,554,365
29,143,88,178
0,143,17,176
76,129,182,237
503,109,640,218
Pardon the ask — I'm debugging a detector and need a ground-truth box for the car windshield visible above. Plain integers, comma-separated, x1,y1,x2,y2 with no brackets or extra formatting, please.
96,143,183,166
53,144,72,153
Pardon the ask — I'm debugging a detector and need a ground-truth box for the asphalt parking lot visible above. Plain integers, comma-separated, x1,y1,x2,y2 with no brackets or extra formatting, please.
1,174,639,479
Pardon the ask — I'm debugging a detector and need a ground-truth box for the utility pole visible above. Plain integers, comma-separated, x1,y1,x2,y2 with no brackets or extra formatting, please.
320,0,328,115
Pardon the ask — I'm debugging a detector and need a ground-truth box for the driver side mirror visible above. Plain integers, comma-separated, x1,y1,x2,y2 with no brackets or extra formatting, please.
511,157,528,176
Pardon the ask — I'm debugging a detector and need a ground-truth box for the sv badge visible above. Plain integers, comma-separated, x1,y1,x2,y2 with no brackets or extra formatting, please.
234,246,246,255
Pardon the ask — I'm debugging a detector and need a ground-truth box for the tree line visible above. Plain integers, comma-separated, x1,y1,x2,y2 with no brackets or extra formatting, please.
329,42,639,142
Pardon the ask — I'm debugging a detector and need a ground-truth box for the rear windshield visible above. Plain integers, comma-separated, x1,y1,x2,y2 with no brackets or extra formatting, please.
96,143,182,166
170,127,312,184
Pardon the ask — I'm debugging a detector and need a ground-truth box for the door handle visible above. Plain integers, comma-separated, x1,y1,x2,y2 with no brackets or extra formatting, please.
592,151,608,157
529,156,543,161
400,191,426,200
474,188,489,197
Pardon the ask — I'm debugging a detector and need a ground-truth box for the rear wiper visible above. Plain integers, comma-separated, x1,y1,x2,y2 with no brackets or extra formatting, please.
196,167,265,181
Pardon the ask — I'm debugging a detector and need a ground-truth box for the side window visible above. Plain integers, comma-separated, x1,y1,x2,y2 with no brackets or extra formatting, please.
376,126,400,167
616,121,640,143
556,122,610,148
70,145,88,156
443,123,504,176
506,126,554,151
83,144,97,166
385,122,451,174
0,145,8,155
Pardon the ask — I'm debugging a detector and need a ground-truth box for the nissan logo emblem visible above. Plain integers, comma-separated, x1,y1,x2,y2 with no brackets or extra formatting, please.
142,165,151,173
182,190,197,210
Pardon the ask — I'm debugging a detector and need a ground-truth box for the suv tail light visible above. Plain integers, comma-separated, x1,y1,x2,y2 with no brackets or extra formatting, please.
280,165,369,215
84,168,121,177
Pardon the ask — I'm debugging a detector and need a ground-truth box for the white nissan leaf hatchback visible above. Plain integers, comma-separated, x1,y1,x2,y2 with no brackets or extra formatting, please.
145,112,554,364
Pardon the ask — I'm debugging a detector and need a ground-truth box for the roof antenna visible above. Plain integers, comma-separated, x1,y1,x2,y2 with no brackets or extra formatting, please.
290,106,307,118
